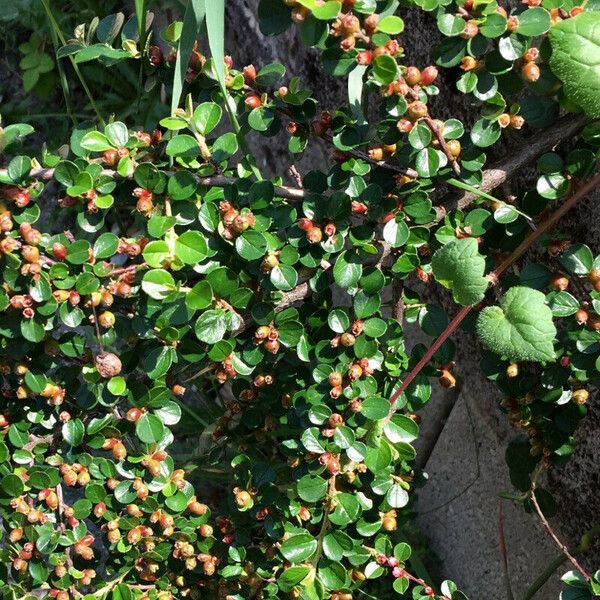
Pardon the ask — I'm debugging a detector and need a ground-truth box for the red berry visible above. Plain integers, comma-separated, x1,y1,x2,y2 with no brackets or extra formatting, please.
420,66,439,85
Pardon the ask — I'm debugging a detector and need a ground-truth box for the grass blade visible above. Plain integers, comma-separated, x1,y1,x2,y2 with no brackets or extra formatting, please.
171,0,206,113
205,0,263,179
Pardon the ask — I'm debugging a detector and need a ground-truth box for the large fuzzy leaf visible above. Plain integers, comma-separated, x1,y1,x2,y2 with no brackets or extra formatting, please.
431,238,488,306
549,12,600,118
477,286,556,362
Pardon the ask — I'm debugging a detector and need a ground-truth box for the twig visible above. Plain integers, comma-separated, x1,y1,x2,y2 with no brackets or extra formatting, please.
391,278,405,324
289,165,303,188
6,168,306,202
434,114,590,222
499,502,515,600
530,485,590,581
312,475,337,567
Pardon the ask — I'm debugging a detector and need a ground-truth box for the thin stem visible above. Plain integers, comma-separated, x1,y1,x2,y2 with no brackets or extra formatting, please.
530,486,590,581
90,304,104,353
521,525,600,600
10,168,304,202
40,0,106,126
40,2,76,127
173,398,209,428
312,475,337,567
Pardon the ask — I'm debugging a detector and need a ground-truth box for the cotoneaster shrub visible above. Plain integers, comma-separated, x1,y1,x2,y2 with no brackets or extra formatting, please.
0,1,600,599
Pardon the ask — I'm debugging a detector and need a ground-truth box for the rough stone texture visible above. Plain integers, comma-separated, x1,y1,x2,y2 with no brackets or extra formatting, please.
223,1,600,595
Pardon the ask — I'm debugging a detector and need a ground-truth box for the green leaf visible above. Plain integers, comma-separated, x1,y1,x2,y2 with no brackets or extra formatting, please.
195,309,228,344
373,54,399,84
415,147,441,178
80,131,114,152
136,413,166,444
192,102,222,135
258,0,292,36
383,217,409,248
93,232,119,259
280,533,318,563
141,269,176,300
386,483,409,508
175,231,208,264
143,240,171,268
166,134,200,158
470,118,501,147
477,286,557,362
8,155,31,183
516,7,551,37
104,121,128,147
431,238,488,306
377,15,404,34
549,12,600,118
560,243,593,275
187,281,213,310
62,419,85,446
297,474,327,502
270,264,298,291
333,251,362,288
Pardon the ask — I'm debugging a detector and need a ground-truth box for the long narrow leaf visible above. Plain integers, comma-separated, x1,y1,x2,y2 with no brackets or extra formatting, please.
205,0,226,89
171,0,206,113
348,64,367,125
205,0,263,179
135,0,147,49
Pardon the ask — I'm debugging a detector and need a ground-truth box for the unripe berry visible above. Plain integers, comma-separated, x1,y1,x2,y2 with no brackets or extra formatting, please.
102,149,119,165
408,101,428,120
95,352,122,378
506,363,519,378
404,66,421,86
460,56,478,71
439,369,456,388
498,113,511,128
98,311,116,328
306,226,323,244
188,501,208,515
126,407,143,422
510,114,525,129
327,371,343,387
327,457,341,474
575,308,589,325
523,48,540,63
397,118,414,133
572,389,589,404
550,274,569,291
356,50,373,65
264,339,280,354
588,268,600,284
198,524,214,537
522,62,541,82
461,21,479,38
382,516,397,531
340,332,356,347
245,95,262,109
261,253,279,272
348,363,363,381
235,490,252,508
255,325,272,340
298,217,313,231
446,139,461,158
